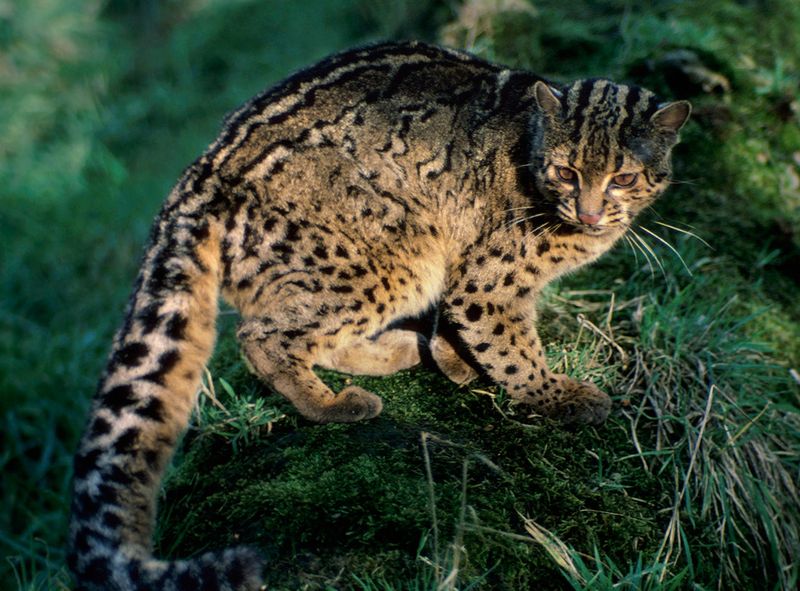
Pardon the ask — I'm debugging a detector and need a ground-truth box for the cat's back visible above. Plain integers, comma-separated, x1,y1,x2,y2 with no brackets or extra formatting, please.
208,41,538,182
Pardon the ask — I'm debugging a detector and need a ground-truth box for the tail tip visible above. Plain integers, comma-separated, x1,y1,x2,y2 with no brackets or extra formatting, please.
213,546,265,590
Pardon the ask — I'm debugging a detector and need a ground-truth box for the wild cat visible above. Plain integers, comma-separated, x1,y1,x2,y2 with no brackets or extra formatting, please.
68,41,690,590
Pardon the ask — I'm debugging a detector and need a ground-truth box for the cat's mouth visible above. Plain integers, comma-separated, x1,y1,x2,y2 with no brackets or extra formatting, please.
556,214,614,236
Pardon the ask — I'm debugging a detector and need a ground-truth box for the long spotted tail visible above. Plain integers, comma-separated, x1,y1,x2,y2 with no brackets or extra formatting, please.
68,169,264,590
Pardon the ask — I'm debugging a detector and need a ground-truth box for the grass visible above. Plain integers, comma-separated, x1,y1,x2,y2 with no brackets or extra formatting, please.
2,0,799,589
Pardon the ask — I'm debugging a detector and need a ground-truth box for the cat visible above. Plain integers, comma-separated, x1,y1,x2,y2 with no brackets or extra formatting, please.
68,40,690,590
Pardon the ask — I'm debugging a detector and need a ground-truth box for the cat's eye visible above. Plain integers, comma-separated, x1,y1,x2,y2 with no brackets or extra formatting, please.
612,173,638,187
556,167,577,182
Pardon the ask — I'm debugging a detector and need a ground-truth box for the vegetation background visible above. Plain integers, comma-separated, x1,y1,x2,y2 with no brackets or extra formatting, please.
1,0,798,589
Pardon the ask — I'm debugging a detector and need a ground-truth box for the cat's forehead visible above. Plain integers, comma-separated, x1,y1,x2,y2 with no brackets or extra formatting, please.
552,79,662,171
561,78,660,130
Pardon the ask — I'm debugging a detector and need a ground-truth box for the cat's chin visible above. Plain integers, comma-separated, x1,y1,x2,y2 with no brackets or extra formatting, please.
558,218,614,236
581,225,614,236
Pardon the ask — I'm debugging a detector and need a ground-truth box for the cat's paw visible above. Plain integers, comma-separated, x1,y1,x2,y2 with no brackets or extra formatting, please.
551,379,611,425
320,386,383,423
430,335,479,385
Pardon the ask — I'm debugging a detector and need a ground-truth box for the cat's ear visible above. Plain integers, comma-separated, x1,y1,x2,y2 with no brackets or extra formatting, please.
534,81,563,117
651,100,692,133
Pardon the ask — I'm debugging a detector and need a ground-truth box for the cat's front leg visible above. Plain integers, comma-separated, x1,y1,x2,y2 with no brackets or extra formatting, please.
441,290,611,425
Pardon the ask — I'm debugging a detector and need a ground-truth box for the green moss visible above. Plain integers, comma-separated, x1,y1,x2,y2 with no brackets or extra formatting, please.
159,354,669,589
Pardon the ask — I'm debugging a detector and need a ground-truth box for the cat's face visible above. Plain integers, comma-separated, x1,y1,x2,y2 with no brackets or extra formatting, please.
530,79,690,235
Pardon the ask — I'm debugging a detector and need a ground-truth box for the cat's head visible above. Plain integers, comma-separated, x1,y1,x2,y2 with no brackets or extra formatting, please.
529,78,690,234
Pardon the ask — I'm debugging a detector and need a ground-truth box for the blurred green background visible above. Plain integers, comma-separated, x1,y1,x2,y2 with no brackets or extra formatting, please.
1,1,798,589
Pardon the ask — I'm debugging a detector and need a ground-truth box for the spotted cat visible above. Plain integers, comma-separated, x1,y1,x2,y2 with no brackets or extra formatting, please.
69,41,690,590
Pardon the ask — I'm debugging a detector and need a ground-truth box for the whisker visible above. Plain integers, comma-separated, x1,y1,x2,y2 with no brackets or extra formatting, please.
630,229,666,278
623,235,640,267
524,222,551,241
667,177,700,187
503,206,541,213
633,235,657,279
504,212,550,231
652,221,712,249
640,225,693,276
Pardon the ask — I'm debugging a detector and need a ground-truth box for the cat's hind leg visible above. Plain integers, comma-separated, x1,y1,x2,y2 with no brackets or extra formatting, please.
317,329,424,376
238,318,383,423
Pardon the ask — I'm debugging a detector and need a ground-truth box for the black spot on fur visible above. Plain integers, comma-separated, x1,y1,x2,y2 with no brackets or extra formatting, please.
451,297,464,306
107,464,134,486
135,397,166,422
73,527,92,553
335,245,349,258
465,304,483,322
114,342,149,368
96,483,118,505
285,222,301,241
89,417,112,438
331,284,354,294
505,364,518,375
177,568,199,591
465,282,478,293
74,449,102,479
82,557,111,584
517,286,531,297
144,449,160,470
190,222,210,241
225,556,247,587
363,287,376,303
142,350,181,385
112,427,140,454
102,385,137,414
166,314,188,340
376,303,386,314
200,561,221,591
138,303,162,333
73,490,101,519
492,323,505,335
102,510,123,529
313,245,329,259
475,342,490,353
536,241,551,255
272,242,293,256
503,272,515,286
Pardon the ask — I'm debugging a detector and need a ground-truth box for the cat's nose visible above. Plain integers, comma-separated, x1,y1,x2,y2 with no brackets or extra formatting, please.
578,211,602,225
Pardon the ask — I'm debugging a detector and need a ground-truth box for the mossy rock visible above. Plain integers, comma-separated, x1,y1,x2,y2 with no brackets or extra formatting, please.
157,363,666,589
